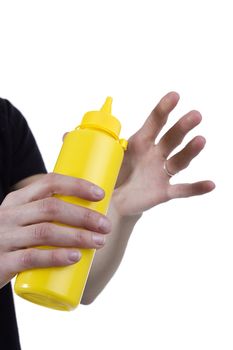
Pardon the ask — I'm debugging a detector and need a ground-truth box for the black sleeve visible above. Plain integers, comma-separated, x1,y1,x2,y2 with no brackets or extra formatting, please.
5,99,48,187
0,99,48,349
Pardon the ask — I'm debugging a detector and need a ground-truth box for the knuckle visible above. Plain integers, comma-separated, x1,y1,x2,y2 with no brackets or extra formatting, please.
50,249,62,265
132,130,147,146
77,177,91,188
75,178,93,197
179,120,188,134
83,209,94,226
74,230,82,243
74,230,83,245
74,176,85,187
33,223,51,241
175,116,187,135
43,172,59,193
1,191,16,207
40,197,60,215
156,98,169,118
157,103,166,117
45,172,59,184
20,249,34,268
4,191,15,202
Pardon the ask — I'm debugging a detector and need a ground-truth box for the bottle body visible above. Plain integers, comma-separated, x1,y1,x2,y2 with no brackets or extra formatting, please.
14,126,125,311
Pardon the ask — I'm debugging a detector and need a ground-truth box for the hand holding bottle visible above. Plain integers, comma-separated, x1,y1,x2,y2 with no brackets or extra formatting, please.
0,173,111,290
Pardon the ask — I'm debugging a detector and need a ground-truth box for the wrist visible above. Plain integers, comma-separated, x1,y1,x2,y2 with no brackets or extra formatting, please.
111,188,143,223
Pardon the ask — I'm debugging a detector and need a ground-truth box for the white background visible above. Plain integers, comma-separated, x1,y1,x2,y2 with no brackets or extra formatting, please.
0,0,231,349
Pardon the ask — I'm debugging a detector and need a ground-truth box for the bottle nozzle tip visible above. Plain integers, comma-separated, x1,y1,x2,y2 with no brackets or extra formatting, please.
100,97,113,114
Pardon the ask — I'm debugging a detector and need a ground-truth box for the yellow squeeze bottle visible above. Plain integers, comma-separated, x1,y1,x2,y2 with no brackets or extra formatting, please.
14,97,128,311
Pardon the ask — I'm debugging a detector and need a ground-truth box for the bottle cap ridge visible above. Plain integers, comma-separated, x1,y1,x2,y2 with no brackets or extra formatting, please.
80,97,122,139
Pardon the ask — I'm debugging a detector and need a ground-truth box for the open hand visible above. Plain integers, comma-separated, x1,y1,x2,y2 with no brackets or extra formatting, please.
113,92,215,217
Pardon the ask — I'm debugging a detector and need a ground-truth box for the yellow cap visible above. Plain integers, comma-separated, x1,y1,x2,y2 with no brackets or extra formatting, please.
80,97,121,139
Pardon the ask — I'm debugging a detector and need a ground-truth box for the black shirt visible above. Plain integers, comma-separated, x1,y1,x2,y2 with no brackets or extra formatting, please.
0,98,47,349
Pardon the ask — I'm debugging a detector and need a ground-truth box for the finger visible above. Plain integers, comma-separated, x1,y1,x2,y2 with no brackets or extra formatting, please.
1,223,106,252
165,136,206,175
137,91,180,143
1,172,105,207
3,197,111,233
4,247,82,276
168,180,215,199
158,110,202,158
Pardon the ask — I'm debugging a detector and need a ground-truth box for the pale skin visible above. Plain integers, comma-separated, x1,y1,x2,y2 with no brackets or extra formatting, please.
0,92,215,303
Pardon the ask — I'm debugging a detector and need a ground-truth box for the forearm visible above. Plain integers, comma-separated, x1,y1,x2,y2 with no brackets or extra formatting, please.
81,193,142,305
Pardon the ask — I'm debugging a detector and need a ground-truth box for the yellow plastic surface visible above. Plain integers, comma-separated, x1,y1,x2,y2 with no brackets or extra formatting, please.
14,98,127,311
80,97,121,139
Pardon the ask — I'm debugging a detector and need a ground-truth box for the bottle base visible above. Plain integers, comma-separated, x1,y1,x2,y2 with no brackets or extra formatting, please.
15,288,76,311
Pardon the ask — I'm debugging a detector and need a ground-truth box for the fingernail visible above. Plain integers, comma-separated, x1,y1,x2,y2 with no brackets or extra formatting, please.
92,186,104,198
99,217,111,232
68,250,81,262
93,234,106,245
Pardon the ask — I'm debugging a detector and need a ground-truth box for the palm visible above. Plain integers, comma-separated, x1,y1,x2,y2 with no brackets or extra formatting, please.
113,92,215,217
115,138,168,211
